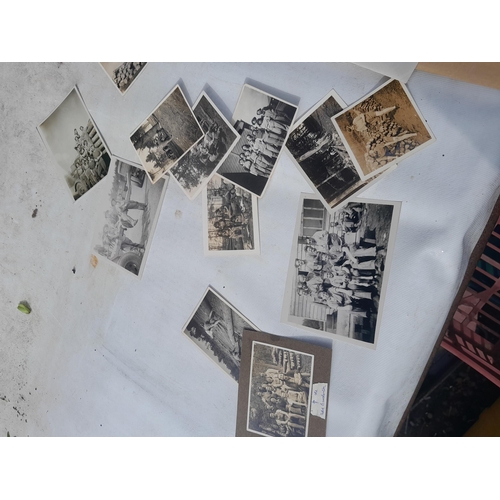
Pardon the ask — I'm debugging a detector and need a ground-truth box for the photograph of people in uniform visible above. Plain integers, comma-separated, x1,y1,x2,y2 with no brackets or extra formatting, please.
282,194,401,347
203,174,260,255
217,84,298,197
91,157,168,278
286,90,378,211
99,62,147,95
170,92,239,200
333,79,435,179
37,87,111,201
182,287,259,381
246,341,313,437
130,85,204,184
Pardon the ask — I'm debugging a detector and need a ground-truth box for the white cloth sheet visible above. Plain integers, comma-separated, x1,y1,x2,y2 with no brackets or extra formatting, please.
353,62,418,83
1,62,500,436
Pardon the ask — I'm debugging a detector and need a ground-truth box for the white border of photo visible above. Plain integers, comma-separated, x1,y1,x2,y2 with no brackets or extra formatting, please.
281,192,401,349
201,174,261,257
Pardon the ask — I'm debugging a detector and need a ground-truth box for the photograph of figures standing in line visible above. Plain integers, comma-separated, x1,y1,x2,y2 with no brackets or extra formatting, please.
246,341,313,437
282,194,401,347
91,157,168,278
170,92,239,200
37,87,111,201
182,287,259,381
130,85,204,184
333,79,435,179
202,174,260,255
217,84,298,197
99,62,147,95
286,90,381,211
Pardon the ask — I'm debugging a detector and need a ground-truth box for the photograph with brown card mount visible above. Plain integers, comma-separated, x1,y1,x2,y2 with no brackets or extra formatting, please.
236,330,332,437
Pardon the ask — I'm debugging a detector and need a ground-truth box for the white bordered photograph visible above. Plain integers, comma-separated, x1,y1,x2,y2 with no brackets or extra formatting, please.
92,156,168,278
37,86,111,202
90,156,168,278
236,330,332,437
170,91,240,200
281,193,401,348
246,340,314,437
286,89,396,212
217,84,298,198
202,174,260,256
99,62,147,95
182,287,259,381
130,85,204,184
332,78,436,180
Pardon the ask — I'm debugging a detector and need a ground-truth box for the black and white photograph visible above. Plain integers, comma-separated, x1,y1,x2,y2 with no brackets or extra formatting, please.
202,174,260,256
130,85,204,184
182,287,259,381
333,79,435,180
286,89,386,211
99,62,147,95
37,87,111,201
245,341,313,437
282,193,401,347
217,84,298,198
91,157,168,278
236,330,332,437
170,92,239,200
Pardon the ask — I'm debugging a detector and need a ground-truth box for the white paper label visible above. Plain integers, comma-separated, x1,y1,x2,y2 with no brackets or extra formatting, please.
310,383,328,419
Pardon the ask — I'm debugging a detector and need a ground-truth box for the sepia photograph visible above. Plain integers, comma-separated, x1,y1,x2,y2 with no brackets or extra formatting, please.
281,193,401,348
236,330,332,437
99,62,147,95
286,89,386,211
91,157,168,278
37,87,111,201
130,85,204,184
333,79,435,179
202,174,260,256
182,287,259,381
217,84,298,198
170,92,239,200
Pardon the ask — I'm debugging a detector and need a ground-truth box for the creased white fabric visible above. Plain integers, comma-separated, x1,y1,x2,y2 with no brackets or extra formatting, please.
1,63,500,436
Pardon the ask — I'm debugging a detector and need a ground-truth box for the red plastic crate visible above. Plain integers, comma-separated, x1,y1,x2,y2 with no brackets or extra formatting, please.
442,216,500,387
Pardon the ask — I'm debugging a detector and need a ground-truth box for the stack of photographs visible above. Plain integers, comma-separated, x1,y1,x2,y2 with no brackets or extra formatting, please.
182,287,259,381
286,89,387,212
170,92,240,200
37,87,111,202
286,80,435,212
130,85,204,184
217,84,298,198
236,330,332,437
91,157,168,278
282,193,401,348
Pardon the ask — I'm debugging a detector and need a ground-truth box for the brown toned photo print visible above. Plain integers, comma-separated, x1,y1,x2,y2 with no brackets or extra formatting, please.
333,79,435,180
